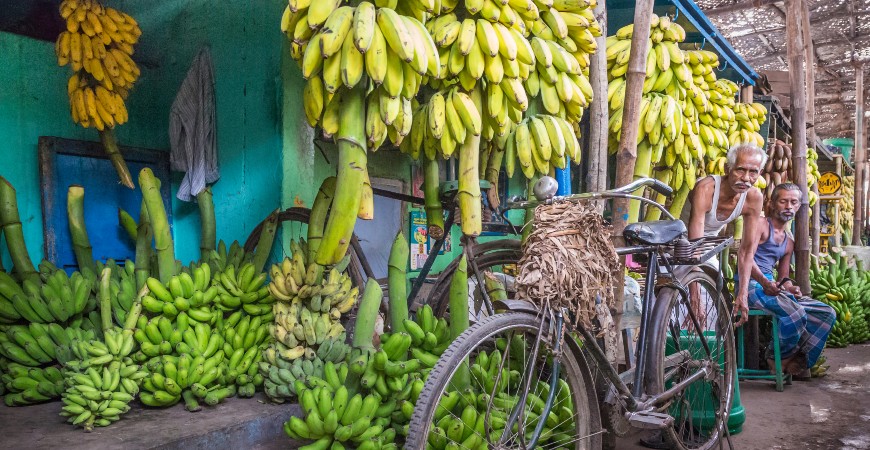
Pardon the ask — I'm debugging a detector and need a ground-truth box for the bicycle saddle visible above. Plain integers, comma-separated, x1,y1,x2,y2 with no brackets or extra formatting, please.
623,220,687,245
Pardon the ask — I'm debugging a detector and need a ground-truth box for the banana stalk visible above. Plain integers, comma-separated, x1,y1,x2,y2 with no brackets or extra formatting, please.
316,81,367,266
252,209,279,274
358,168,373,220
352,278,383,350
197,187,216,259
388,232,409,334
134,200,153,291
449,254,470,390
458,133,483,237
307,177,337,262
99,129,134,190
522,174,541,243
668,183,691,219
485,144,505,210
123,285,148,331
118,208,138,242
67,186,96,273
100,267,113,332
0,229,5,272
0,176,38,283
139,169,176,283
422,156,445,239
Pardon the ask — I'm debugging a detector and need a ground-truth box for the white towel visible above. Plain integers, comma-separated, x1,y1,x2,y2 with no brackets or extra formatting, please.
169,47,218,202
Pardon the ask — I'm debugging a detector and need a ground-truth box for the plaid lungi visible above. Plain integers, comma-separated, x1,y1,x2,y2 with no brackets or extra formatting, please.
748,275,837,368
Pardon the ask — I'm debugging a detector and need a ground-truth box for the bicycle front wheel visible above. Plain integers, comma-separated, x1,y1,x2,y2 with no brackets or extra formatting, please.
407,312,602,450
646,269,736,450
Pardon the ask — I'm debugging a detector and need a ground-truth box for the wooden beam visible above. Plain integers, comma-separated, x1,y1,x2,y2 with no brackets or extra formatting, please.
803,0,821,257
786,0,811,294
586,0,609,194
703,0,781,15
728,9,870,38
748,33,870,63
850,0,858,38
854,65,866,245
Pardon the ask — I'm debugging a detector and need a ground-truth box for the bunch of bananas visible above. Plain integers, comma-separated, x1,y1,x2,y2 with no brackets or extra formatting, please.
810,353,828,378
60,327,147,430
731,102,767,148
0,267,95,325
261,340,346,400
206,240,249,274
1,363,65,406
219,311,269,397
56,0,141,130
402,86,484,160
755,140,792,196
0,323,91,367
138,322,229,410
142,270,219,323
99,260,140,327
810,252,870,347
286,380,398,449
212,261,274,315
506,113,581,179
132,316,181,361
841,176,855,240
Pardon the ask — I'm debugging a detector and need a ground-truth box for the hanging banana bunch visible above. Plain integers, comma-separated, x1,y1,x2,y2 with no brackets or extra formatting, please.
56,0,142,189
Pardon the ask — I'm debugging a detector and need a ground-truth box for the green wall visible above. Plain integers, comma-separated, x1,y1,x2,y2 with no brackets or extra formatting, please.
0,0,286,268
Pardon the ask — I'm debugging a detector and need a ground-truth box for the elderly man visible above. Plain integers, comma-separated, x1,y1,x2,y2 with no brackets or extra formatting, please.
679,143,767,326
745,183,836,377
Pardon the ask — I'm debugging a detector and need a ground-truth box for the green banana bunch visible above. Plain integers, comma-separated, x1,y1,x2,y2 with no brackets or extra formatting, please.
207,240,249,274
97,259,139,326
0,323,94,367
132,315,185,361
220,311,269,395
213,261,273,315
1,362,65,405
810,353,828,378
262,354,326,401
139,349,228,411
141,264,219,323
284,379,398,449
0,265,95,325
60,327,146,431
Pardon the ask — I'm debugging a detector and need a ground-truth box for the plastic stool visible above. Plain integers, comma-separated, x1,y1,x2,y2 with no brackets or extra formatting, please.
736,309,792,391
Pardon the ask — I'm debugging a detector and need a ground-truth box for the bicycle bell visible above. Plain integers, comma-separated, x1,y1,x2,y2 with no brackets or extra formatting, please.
533,176,559,202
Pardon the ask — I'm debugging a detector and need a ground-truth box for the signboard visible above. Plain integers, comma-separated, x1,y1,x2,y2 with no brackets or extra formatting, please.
818,172,842,195
409,210,451,271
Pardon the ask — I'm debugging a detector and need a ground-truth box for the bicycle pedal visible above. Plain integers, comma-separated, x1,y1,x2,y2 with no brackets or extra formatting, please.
624,410,674,430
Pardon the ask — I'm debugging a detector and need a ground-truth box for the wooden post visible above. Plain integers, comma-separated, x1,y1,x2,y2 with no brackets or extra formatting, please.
802,0,821,256
786,0,811,294
586,0,609,194
834,155,842,248
853,65,865,246
611,0,655,335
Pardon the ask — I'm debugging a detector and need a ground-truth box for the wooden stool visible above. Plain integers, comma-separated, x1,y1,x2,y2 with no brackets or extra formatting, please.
737,309,792,391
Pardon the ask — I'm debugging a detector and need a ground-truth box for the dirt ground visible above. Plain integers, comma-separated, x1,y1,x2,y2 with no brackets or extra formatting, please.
618,343,870,450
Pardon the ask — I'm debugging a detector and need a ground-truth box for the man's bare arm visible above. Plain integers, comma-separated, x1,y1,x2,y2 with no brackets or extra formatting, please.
734,189,765,325
687,179,714,240
777,239,794,284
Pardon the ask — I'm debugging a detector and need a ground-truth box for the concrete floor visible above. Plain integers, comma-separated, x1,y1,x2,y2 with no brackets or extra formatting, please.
618,343,870,450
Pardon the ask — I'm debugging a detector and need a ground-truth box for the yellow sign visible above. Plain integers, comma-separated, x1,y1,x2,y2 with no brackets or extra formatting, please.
818,172,841,195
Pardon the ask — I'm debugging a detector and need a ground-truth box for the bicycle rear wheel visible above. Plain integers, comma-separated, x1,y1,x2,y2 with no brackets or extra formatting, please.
407,312,602,450
646,269,736,450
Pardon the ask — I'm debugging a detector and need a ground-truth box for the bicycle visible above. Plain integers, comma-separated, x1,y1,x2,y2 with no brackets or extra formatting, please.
406,177,737,450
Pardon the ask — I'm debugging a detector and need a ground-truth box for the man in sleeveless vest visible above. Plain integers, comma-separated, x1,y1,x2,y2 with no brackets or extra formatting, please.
745,183,836,377
680,144,767,327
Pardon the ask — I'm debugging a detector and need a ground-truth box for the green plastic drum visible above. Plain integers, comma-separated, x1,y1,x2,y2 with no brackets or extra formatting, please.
665,331,745,435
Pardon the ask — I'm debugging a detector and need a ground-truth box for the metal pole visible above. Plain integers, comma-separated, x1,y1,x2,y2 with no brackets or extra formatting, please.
786,0,811,294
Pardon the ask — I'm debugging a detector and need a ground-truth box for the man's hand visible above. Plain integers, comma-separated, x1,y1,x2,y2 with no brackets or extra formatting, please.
682,282,708,331
761,279,781,296
733,292,749,327
783,282,802,297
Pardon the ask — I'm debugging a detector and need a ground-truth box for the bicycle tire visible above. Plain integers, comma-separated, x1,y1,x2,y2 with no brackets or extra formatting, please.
406,312,602,450
646,270,736,450
422,239,522,318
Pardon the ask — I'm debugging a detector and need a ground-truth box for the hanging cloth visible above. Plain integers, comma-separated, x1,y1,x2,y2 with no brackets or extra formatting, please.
169,47,218,202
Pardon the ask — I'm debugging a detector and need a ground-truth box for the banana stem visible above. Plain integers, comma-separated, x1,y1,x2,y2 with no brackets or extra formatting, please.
449,254,470,390
139,169,176,283
134,200,152,291
521,174,541,243
458,133,483,237
422,156,445,240
99,129,134,189
358,168,374,220
485,143,505,209
123,285,149,331
252,209,279,274
352,278,383,350
118,208,138,242
0,229,5,272
667,183,691,218
316,81,367,266
0,176,38,283
197,187,215,259
67,186,96,273
388,232,409,334
308,177,337,262
99,267,112,332
183,390,202,412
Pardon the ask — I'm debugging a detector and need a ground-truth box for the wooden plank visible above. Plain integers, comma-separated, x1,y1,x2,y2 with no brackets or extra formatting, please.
804,0,821,257
586,0,609,194
786,0,811,294
854,66,865,245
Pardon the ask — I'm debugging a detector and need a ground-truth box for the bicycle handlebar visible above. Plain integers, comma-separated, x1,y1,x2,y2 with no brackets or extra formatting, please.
506,177,675,212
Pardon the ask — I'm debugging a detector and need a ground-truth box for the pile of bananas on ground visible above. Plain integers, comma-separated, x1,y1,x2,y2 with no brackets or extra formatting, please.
219,312,269,397
810,252,870,347
260,242,355,403
59,323,148,430
56,0,140,130
841,176,855,241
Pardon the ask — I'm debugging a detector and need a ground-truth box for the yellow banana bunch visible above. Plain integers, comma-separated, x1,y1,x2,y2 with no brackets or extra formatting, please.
509,114,581,179
56,0,140,130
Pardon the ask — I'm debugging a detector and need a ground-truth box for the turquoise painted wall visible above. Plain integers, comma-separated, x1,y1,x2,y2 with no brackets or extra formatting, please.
0,0,286,268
